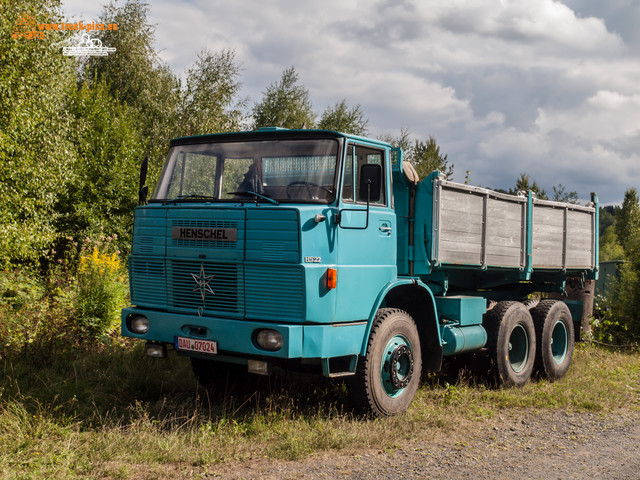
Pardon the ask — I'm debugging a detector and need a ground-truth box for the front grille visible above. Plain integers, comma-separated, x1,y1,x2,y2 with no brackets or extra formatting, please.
167,260,243,315
129,258,166,308
245,264,305,321
137,236,156,254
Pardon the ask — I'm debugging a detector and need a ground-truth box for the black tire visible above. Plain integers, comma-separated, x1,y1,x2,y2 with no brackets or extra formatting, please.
348,308,422,417
484,301,536,387
530,300,575,381
190,357,248,395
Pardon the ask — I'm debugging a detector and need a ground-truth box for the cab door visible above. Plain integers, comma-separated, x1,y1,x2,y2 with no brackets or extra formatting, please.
336,142,397,322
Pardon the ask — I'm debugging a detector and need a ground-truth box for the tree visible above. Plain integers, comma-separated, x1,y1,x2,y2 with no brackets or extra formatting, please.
84,0,180,172
410,136,453,180
552,184,578,204
377,130,452,180
597,189,640,342
599,227,624,262
600,206,616,235
508,173,548,200
378,128,412,153
180,49,247,136
56,80,145,253
0,0,77,267
317,99,368,136
252,67,315,129
615,188,640,256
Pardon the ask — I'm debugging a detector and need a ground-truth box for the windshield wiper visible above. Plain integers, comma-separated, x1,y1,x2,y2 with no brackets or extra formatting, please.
229,191,280,205
164,194,218,204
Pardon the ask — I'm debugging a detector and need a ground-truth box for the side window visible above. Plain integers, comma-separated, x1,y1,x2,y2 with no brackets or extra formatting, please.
341,146,355,202
342,144,386,205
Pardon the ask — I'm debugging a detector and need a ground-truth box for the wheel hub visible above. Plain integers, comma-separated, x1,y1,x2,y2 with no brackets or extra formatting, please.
388,344,414,389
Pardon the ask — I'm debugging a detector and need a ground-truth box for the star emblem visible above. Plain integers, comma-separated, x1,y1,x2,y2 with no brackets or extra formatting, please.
191,264,215,302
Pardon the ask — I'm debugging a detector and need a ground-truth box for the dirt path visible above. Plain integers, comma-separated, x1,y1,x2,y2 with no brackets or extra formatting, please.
216,409,640,479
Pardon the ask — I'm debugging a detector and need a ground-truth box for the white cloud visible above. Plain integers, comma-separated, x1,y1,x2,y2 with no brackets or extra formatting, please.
60,0,640,203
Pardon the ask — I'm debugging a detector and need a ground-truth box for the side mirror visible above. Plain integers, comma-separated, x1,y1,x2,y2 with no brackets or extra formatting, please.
139,156,149,205
359,163,382,202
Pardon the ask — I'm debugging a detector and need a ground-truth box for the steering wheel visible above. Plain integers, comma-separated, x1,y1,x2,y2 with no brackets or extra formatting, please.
286,181,332,200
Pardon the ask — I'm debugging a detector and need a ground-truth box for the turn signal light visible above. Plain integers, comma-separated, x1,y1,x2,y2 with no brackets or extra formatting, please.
327,268,337,289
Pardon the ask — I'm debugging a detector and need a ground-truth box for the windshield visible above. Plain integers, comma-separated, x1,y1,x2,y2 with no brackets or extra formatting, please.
152,139,339,203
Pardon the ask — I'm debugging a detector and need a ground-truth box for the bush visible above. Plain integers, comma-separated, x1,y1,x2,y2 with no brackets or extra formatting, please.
75,235,128,338
591,295,633,344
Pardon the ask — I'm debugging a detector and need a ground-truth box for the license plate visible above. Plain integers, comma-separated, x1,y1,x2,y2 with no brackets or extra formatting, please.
174,336,218,355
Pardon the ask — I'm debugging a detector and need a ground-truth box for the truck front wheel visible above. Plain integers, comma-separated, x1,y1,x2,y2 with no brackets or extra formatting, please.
348,308,422,417
484,301,536,387
530,300,574,381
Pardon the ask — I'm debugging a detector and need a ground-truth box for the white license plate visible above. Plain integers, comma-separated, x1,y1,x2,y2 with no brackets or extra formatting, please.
174,336,218,355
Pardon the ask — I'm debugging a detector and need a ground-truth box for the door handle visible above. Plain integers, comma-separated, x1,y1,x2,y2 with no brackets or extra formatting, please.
379,226,392,232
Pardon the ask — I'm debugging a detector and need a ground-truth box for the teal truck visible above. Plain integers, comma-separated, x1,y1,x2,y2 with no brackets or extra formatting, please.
121,128,598,416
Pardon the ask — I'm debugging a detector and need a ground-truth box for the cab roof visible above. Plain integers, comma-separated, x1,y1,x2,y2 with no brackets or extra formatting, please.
169,128,392,149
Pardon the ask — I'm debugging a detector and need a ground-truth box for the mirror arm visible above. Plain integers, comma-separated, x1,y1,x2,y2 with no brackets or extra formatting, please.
337,181,371,230
138,156,149,206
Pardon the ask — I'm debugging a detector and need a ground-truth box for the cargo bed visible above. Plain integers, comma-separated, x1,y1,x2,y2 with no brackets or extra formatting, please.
424,176,598,277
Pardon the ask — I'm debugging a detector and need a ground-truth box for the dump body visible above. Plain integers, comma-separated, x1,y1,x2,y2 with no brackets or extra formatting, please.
122,128,598,416
410,175,598,289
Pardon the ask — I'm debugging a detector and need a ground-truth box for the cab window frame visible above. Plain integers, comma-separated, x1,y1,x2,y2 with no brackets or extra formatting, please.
341,143,387,207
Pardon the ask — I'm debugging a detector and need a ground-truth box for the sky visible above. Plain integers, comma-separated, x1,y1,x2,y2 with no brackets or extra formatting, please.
61,0,640,205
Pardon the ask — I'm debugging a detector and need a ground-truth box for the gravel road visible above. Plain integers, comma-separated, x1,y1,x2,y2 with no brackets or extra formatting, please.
216,409,640,480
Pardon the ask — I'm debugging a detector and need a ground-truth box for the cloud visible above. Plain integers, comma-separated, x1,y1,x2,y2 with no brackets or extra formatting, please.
60,0,640,204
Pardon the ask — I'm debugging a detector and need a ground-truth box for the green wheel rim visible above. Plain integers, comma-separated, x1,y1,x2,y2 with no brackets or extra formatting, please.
508,324,529,373
380,335,413,397
550,319,568,364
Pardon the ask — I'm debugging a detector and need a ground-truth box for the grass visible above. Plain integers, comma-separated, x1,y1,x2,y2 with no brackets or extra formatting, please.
0,341,638,479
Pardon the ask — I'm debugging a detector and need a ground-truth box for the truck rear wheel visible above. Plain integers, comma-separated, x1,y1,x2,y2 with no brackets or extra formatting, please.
484,301,536,387
348,308,422,417
530,300,574,381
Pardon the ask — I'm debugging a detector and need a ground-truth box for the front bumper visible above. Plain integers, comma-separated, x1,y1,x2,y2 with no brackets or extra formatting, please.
121,307,367,359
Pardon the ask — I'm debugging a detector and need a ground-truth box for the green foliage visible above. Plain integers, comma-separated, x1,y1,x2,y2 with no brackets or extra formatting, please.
0,0,77,267
552,184,578,204
252,67,316,129
57,80,144,253
85,0,180,175
317,99,369,136
615,188,640,255
410,136,453,180
377,130,452,180
180,49,247,136
0,269,46,354
0,266,75,356
599,227,624,262
594,188,640,343
600,206,616,235
378,127,412,153
508,173,548,199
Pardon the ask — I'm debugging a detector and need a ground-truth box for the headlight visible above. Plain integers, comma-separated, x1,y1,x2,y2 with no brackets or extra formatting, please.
129,315,149,334
255,329,283,351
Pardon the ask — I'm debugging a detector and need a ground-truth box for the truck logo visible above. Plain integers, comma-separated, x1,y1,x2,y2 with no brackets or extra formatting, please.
172,227,237,242
191,264,215,302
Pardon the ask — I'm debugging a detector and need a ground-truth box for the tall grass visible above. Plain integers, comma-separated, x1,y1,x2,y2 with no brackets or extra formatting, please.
0,342,638,479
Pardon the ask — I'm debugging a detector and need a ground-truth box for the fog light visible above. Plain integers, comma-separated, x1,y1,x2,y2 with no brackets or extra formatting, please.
248,359,271,376
129,315,149,334
255,329,283,351
145,342,166,358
